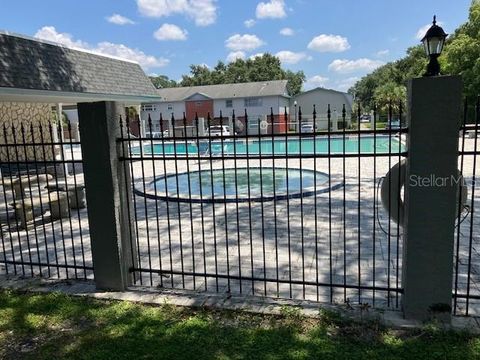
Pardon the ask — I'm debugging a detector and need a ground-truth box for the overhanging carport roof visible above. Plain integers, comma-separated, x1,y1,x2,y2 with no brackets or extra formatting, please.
0,31,161,104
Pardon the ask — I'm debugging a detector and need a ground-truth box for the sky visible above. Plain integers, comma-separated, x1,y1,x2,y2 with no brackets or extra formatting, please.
0,0,473,92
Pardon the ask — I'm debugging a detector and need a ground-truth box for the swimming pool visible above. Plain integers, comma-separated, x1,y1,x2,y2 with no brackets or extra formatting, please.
131,135,404,156
137,167,343,203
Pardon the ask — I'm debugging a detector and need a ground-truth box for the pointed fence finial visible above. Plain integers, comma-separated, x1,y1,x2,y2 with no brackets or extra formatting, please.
147,113,152,132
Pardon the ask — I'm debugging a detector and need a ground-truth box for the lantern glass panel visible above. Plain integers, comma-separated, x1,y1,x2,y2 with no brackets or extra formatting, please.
423,37,444,55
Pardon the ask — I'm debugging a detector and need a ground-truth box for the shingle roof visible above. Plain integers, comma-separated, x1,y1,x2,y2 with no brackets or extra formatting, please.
156,80,289,101
0,32,158,98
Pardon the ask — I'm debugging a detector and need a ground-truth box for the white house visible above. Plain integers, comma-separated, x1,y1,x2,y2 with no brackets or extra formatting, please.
141,80,290,135
292,87,354,130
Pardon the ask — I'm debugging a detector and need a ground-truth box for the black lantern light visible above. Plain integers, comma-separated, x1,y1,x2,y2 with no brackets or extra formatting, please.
421,16,448,77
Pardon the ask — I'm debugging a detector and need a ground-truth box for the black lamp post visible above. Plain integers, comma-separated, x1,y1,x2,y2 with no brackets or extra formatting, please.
421,15,448,77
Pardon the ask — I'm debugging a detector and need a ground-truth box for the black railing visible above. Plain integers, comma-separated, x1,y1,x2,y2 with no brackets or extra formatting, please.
2,99,479,316
119,104,407,308
453,97,480,316
0,122,92,280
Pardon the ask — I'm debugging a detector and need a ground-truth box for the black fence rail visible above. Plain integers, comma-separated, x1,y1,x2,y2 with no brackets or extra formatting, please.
0,122,92,280
454,98,480,316
120,104,407,309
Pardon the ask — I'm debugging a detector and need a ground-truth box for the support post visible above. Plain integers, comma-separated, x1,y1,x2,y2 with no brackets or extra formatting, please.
332,109,339,131
55,103,68,177
402,76,463,321
77,101,135,290
198,117,205,136
228,116,234,135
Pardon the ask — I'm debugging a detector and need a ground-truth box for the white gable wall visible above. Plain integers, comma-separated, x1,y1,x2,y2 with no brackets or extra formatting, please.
293,88,353,118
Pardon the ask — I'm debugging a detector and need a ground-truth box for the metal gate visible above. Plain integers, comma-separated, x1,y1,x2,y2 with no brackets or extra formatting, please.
119,104,407,309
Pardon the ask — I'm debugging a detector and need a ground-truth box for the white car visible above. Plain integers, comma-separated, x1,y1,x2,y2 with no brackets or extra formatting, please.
300,123,315,133
146,130,169,138
208,125,231,137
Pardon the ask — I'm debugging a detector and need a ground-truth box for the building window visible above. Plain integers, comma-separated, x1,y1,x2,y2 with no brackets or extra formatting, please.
225,99,233,108
142,104,156,112
167,104,173,111
195,101,203,106
244,97,262,107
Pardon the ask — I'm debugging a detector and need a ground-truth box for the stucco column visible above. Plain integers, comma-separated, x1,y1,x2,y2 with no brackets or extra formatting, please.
55,103,68,177
402,76,463,321
198,117,205,136
332,110,339,131
77,101,136,290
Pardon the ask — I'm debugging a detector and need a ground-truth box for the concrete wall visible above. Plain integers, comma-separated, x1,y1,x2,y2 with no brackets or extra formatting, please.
0,102,55,161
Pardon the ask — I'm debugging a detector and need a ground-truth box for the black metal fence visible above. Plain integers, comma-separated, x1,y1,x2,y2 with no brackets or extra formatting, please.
454,98,480,316
2,100,479,316
0,122,92,280
119,104,407,308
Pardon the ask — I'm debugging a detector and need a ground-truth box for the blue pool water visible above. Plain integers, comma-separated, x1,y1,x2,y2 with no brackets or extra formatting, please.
132,135,403,156
138,167,339,203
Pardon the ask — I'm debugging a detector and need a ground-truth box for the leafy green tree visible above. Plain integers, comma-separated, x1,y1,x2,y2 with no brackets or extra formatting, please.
349,49,424,110
285,70,305,96
442,0,480,100
149,75,177,89
373,82,406,116
351,1,480,108
179,54,305,96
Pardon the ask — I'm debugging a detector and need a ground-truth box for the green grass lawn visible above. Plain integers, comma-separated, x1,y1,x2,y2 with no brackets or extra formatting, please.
0,289,479,359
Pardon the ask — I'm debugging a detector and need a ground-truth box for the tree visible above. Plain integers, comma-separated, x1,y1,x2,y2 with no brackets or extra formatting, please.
350,1,480,108
442,0,480,100
179,54,305,96
149,75,177,89
373,82,406,116
285,70,305,96
349,49,424,110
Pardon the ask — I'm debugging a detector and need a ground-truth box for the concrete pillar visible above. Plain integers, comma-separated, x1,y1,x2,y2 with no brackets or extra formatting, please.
55,103,68,177
228,116,234,134
77,101,136,291
402,76,463,321
72,122,80,141
198,117,205,136
332,110,339,131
